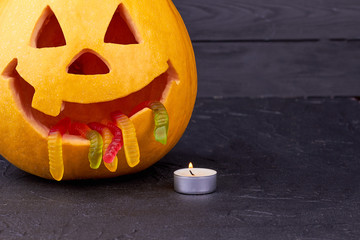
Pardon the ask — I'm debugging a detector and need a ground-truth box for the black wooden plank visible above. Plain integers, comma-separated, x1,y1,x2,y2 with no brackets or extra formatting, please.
1,98,360,239
173,0,360,40
194,41,360,97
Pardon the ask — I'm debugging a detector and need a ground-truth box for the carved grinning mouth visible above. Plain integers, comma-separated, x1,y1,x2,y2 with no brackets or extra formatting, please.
0,2,189,180
2,59,178,138
0,3,180,138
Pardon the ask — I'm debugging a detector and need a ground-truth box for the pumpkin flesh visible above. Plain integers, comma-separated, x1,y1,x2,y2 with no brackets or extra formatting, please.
0,0,197,180
4,59,177,138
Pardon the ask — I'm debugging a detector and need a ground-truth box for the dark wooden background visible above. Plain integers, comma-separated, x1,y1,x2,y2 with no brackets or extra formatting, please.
173,0,360,97
1,2,360,239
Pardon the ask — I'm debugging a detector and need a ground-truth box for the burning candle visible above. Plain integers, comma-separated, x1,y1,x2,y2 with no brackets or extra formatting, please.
174,162,217,194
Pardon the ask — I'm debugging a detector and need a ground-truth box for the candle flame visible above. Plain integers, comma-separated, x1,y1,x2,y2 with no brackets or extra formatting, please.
188,162,193,168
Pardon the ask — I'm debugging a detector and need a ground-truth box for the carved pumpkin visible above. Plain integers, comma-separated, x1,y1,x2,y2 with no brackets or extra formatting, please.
0,0,197,180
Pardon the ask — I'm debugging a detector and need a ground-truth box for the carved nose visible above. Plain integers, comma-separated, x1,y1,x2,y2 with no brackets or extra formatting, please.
67,50,110,75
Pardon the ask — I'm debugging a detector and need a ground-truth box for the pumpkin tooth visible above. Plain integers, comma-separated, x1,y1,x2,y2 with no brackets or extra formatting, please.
32,91,63,117
47,118,71,181
60,102,65,112
112,112,140,168
71,122,103,169
131,101,169,145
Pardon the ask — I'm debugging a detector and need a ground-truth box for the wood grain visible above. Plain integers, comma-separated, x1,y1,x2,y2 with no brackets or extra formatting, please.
194,41,360,97
1,98,360,239
173,0,360,40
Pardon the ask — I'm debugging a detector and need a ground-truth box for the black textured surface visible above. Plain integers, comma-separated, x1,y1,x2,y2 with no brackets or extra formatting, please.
169,0,360,97
194,41,360,97
173,0,360,40
1,98,360,239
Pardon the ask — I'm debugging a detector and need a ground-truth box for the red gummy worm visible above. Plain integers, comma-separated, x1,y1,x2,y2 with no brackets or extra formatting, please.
105,121,123,142
70,122,91,138
88,122,106,133
105,121,124,152
49,117,71,135
90,121,123,164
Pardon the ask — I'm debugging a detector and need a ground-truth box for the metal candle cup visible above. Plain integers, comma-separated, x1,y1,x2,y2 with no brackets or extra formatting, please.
174,167,217,195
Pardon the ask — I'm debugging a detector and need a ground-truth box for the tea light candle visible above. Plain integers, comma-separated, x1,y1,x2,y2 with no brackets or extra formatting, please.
174,162,217,194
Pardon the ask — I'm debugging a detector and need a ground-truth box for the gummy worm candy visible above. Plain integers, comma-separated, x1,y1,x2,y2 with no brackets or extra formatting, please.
88,122,118,172
71,122,103,169
101,127,118,172
130,101,169,145
48,117,71,181
111,112,140,168
104,121,124,160
88,122,123,172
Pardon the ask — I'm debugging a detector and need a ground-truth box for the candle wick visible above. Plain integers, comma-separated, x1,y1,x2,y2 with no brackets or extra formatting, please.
189,170,195,176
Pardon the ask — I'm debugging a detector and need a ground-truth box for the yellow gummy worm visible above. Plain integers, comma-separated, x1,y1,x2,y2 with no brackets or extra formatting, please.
48,131,64,181
113,113,140,168
48,117,70,181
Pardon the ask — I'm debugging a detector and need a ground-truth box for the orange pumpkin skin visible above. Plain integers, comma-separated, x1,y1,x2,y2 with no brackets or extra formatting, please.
0,0,197,180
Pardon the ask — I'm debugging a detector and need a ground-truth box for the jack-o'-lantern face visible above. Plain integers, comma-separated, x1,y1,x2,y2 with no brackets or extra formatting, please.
0,0,197,180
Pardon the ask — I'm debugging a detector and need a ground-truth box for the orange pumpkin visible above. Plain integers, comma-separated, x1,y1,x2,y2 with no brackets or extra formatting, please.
0,0,197,180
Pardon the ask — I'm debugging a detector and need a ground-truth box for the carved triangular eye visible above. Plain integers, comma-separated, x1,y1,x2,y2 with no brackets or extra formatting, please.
104,4,139,44
31,6,66,48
